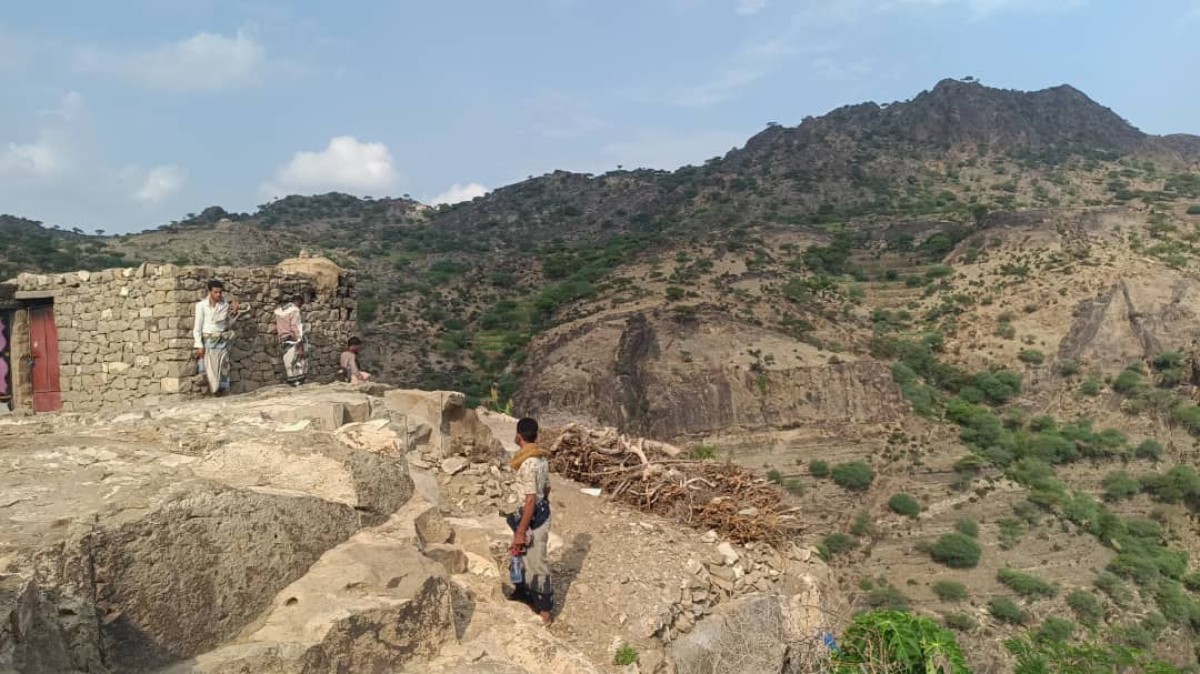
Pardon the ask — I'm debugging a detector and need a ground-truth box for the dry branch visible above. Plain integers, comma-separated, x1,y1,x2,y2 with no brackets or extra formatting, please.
547,424,803,543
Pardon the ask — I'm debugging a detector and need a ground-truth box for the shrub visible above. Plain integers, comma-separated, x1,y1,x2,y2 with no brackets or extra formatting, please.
955,518,979,538
613,644,639,666
1018,349,1045,365
1172,404,1200,435
1065,590,1104,625
1188,204,1200,215
832,611,969,674
1102,471,1140,502
1113,367,1143,394
664,286,685,302
932,580,968,602
998,518,1024,550
929,533,982,569
864,583,911,611
824,533,859,556
943,613,977,632
995,322,1016,339
1155,580,1194,627
849,510,873,538
1135,439,1164,462
1058,359,1081,377
831,461,875,491
1094,571,1132,606
1036,617,1075,644
784,478,804,495
692,445,717,460
997,568,1057,599
766,469,783,484
1079,375,1103,396
988,597,1028,625
888,493,922,518
809,460,830,478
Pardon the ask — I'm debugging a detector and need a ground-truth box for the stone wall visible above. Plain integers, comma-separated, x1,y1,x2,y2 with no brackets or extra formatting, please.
8,259,357,412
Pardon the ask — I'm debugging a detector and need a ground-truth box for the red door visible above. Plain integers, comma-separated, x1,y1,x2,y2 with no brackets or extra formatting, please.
30,306,62,413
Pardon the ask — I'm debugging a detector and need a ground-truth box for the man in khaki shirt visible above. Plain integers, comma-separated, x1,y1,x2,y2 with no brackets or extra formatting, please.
507,417,553,626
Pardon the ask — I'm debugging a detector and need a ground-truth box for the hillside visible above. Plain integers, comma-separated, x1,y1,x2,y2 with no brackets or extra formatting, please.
6,77,1200,670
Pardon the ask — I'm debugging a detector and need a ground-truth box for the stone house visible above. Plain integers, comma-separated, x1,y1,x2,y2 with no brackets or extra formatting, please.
0,256,357,413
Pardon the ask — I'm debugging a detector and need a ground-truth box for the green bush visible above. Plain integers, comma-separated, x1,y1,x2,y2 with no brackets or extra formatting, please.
766,469,783,484
784,478,804,495
809,460,830,478
888,493,922,518
1188,204,1200,215
1079,375,1103,396
932,580,968,602
1018,349,1045,365
1113,367,1143,394
1172,404,1200,435
832,611,969,674
1094,571,1132,606
1135,439,1164,462
692,445,717,460
1065,590,1104,625
1155,580,1194,627
613,644,639,666
1005,634,1181,674
998,518,1024,550
849,510,873,538
824,533,859,556
1035,617,1075,644
942,613,977,632
995,322,1016,339
997,568,1057,599
929,533,982,569
831,461,875,491
864,582,911,611
1102,471,1140,502
988,596,1029,625
1058,359,1081,377
955,518,979,538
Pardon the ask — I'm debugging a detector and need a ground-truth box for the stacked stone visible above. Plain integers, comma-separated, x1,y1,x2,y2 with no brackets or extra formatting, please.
11,262,357,412
650,538,819,642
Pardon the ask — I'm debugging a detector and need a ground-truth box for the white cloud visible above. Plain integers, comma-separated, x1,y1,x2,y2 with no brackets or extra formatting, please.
737,0,768,14
602,130,745,170
74,30,265,92
260,136,398,199
432,182,488,205
0,92,86,178
0,92,190,229
134,165,188,203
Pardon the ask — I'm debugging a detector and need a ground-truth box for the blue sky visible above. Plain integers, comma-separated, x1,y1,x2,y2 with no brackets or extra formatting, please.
2,0,1198,233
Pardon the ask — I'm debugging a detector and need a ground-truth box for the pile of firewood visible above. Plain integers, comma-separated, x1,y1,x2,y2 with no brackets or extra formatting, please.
547,424,804,543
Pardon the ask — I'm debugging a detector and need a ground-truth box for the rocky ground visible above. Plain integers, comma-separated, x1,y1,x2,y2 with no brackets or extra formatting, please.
0,384,835,674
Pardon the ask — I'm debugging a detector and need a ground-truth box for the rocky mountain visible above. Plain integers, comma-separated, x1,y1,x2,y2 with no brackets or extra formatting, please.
6,78,1200,671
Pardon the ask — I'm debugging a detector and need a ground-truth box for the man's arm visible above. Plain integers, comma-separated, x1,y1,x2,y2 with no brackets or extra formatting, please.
193,303,204,352
514,493,536,548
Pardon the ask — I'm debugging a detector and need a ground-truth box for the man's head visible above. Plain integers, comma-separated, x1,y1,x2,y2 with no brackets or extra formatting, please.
291,294,305,307
207,279,224,302
348,336,362,353
515,417,538,446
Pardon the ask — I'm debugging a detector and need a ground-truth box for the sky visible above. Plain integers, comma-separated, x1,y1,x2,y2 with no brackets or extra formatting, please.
2,0,1199,233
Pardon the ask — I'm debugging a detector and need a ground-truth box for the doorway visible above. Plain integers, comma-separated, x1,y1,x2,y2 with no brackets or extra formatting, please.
29,304,61,413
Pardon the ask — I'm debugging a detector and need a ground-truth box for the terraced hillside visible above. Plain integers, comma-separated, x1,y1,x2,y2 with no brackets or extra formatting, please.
5,78,1200,670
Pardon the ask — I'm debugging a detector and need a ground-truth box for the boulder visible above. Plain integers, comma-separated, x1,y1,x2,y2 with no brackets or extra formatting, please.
174,534,454,674
669,594,787,674
192,434,413,521
334,419,405,455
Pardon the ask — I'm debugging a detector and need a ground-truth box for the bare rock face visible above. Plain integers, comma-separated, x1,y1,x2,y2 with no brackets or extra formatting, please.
52,484,363,671
172,517,455,674
0,389,419,673
517,312,906,440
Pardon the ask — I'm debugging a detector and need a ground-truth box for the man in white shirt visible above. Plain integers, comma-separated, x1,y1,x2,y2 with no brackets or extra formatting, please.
193,279,240,394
